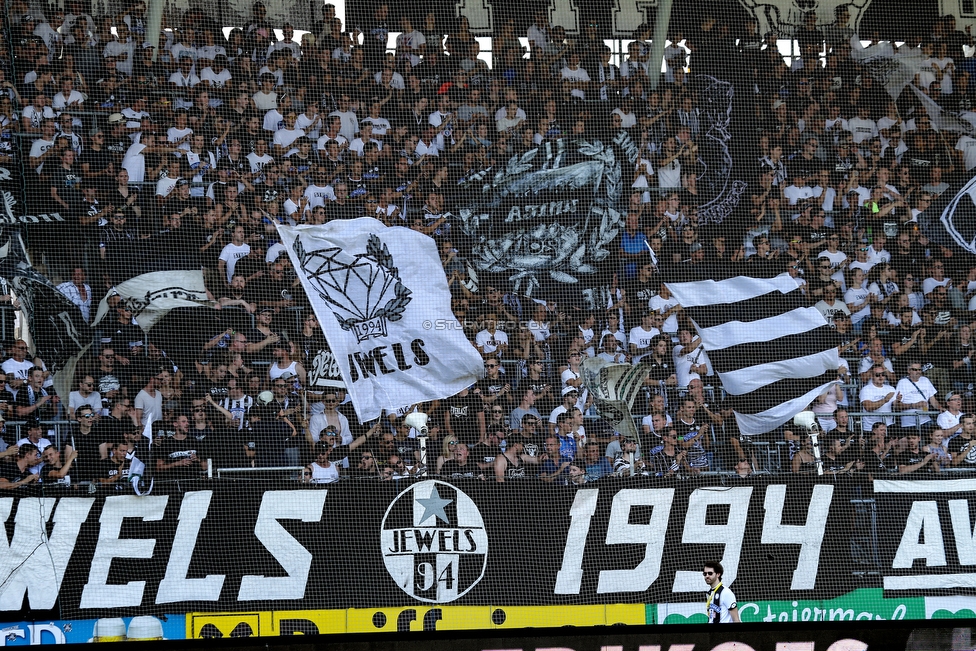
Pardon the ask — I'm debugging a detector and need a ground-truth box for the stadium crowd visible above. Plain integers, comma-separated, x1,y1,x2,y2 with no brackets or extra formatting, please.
1,0,976,489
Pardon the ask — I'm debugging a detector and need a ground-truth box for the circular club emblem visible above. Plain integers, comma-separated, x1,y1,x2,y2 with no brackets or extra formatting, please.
380,480,488,603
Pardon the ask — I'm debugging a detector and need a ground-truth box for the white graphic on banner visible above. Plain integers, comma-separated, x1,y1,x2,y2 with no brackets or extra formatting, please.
381,481,488,604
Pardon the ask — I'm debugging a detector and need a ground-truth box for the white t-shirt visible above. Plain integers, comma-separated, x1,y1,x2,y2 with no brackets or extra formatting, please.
2,359,34,384
475,329,508,356
396,31,427,67
219,242,250,283
859,382,896,431
629,326,659,354
956,135,976,171
648,295,679,333
560,66,591,99
894,376,937,428
246,152,274,174
273,127,305,151
844,286,871,324
846,116,878,143
303,183,336,209
134,388,163,426
938,410,963,437
673,340,711,386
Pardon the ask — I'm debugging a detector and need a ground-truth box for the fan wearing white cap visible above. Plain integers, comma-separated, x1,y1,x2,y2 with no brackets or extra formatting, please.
548,386,580,436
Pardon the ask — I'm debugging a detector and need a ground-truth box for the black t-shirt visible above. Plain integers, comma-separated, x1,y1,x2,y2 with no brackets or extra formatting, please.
468,442,500,467
95,458,129,488
41,464,72,488
887,325,920,374
249,419,290,467
95,416,128,449
48,164,81,198
157,435,202,478
13,385,55,420
190,427,216,463
948,434,976,466
80,147,115,184
439,459,481,478
647,357,674,383
444,394,484,446
892,449,931,473
475,376,512,405
69,429,103,481
0,460,30,485
103,321,145,356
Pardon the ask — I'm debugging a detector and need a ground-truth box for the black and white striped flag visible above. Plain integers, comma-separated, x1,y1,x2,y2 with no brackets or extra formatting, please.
666,274,839,436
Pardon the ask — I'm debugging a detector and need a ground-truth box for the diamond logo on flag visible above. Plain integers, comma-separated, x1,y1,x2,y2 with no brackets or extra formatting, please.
294,234,412,343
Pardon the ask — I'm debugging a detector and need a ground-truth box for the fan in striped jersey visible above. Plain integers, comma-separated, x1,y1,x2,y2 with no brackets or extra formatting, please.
665,274,840,436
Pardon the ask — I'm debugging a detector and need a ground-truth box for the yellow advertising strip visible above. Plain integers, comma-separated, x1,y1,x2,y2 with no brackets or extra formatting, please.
187,604,646,638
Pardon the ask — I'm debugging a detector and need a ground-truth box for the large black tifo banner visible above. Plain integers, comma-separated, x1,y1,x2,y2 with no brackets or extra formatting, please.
1,476,974,619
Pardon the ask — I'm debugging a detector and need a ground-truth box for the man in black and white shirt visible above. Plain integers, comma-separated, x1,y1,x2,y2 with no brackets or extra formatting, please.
219,378,253,431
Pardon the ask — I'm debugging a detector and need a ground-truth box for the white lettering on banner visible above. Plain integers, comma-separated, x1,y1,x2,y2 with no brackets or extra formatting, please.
948,499,976,566
761,484,833,590
892,501,946,569
611,0,659,35
597,489,674,594
156,491,225,604
0,497,94,611
672,487,752,592
0,167,10,181
27,623,67,644
554,489,599,594
238,490,327,600
876,480,976,590
548,0,580,34
80,495,169,609
455,0,493,32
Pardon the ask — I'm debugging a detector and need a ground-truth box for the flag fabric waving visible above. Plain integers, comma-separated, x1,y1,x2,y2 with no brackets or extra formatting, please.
278,219,484,422
127,417,155,496
581,356,651,442
665,274,839,436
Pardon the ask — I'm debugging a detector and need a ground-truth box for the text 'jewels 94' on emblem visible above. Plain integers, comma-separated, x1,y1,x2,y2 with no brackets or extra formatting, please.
381,480,488,603
294,234,412,342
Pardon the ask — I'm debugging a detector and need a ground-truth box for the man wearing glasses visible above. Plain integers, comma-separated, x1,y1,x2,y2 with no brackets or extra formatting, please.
860,365,899,433
14,367,57,419
895,364,941,436
703,561,740,623
2,340,34,390
922,259,952,296
68,405,102,480
476,358,512,410
68,375,101,421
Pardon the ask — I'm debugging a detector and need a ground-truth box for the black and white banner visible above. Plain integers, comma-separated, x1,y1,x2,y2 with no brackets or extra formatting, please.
90,270,211,333
3,475,974,620
666,274,839,436
279,220,484,421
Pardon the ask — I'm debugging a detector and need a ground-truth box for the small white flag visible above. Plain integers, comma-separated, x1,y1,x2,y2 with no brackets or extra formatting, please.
128,417,154,495
126,451,154,496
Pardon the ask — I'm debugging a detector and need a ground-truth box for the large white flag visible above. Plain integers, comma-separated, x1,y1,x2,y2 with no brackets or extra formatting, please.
278,219,484,422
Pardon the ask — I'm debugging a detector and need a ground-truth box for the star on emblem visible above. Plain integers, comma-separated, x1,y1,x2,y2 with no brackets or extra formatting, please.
416,485,452,526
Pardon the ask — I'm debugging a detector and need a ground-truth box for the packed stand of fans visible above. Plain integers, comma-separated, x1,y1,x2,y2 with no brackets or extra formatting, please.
1,1,976,490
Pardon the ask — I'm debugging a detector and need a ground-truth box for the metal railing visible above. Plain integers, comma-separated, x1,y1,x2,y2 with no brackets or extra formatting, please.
214,465,305,480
